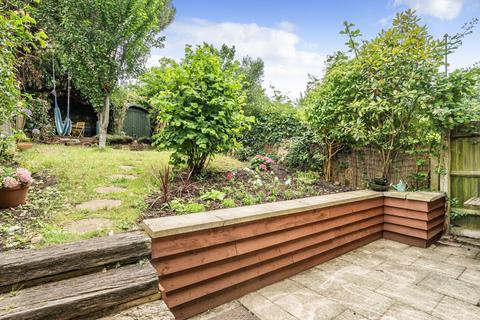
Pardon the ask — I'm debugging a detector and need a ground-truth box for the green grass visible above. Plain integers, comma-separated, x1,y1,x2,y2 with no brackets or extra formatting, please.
17,144,243,246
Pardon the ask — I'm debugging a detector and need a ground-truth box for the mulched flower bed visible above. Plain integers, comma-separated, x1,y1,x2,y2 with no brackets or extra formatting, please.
0,171,66,251
141,164,353,220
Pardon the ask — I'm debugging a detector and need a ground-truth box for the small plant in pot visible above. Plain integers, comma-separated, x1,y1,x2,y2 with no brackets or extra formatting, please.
368,177,389,192
0,166,33,209
15,131,33,151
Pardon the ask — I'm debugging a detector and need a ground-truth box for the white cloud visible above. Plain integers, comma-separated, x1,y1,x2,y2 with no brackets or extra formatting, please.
148,18,325,99
277,20,296,32
394,0,464,20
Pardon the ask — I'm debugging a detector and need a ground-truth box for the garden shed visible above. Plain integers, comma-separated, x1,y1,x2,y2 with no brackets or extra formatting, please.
123,106,152,138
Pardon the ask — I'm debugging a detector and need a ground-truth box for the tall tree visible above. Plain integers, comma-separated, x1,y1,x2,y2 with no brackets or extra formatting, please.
341,10,479,178
305,52,364,181
37,0,175,148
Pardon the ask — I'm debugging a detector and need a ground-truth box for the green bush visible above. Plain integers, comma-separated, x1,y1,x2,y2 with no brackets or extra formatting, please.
140,44,251,175
169,199,206,214
238,102,305,160
200,189,225,202
25,96,55,139
221,198,236,208
284,130,324,171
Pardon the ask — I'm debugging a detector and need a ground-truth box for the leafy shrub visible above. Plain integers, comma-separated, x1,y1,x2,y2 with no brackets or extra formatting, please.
0,134,16,163
141,44,251,175
184,203,206,213
221,198,236,208
284,130,324,171
169,199,206,214
296,171,320,185
25,96,54,139
250,155,274,171
200,189,225,202
238,102,305,159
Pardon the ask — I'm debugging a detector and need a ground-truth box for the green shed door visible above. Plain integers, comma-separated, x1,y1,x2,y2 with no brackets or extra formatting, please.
123,107,151,138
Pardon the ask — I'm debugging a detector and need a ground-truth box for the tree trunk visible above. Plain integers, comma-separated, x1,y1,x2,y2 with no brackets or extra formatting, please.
98,94,110,149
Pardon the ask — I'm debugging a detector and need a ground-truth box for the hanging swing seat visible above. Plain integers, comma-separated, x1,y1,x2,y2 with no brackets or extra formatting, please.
53,94,72,136
52,56,72,136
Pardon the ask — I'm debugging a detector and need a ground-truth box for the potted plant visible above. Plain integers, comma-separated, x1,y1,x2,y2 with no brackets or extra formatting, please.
368,177,390,192
15,131,33,151
0,166,33,209
15,107,32,131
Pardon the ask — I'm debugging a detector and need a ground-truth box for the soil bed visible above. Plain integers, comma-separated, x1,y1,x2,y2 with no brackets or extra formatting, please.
142,164,353,220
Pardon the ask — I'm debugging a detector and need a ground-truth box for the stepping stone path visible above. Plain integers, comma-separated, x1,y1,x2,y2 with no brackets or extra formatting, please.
110,174,136,180
64,218,114,234
119,165,135,171
95,186,127,194
76,199,122,211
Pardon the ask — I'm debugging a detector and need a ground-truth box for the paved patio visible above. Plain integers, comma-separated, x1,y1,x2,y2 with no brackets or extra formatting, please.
104,238,480,320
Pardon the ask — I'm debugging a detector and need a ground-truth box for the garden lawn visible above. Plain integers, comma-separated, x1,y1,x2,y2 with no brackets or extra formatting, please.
8,144,243,248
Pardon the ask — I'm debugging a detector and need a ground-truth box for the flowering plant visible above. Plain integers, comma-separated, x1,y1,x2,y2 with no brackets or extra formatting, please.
250,155,274,171
0,166,33,190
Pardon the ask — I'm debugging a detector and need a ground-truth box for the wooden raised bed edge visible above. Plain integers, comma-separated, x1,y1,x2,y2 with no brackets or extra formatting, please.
142,190,445,319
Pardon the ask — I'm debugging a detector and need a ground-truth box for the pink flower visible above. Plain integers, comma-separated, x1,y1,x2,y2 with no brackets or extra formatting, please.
259,163,267,171
16,168,32,184
266,158,273,164
3,177,20,189
226,171,234,181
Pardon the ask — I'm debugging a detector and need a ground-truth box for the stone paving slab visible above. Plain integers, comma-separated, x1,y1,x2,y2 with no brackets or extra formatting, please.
444,254,480,270
432,243,480,258
100,300,174,320
257,279,346,320
432,296,480,320
380,303,439,320
63,218,114,234
238,292,297,320
375,281,443,313
107,239,480,320
95,186,128,194
411,256,466,278
76,199,122,211
458,268,480,285
418,273,480,305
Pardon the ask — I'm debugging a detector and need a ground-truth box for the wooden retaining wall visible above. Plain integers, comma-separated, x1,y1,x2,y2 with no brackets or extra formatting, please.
142,190,445,320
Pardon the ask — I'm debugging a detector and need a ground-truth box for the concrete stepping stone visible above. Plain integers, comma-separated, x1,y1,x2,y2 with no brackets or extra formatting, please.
95,186,128,194
110,174,136,180
119,165,135,171
76,199,122,211
64,218,114,234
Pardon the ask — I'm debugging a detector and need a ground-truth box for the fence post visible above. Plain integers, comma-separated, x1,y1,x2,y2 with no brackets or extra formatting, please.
439,130,451,233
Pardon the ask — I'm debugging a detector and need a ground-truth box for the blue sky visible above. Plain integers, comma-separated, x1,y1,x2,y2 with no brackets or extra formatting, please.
149,0,480,99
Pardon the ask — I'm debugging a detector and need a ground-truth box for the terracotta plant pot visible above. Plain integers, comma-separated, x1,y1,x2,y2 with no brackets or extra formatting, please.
0,184,30,209
17,142,33,151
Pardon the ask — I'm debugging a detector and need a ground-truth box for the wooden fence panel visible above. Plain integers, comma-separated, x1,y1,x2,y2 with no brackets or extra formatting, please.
450,136,480,206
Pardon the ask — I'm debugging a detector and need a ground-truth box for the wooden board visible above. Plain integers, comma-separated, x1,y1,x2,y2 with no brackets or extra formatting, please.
0,262,159,320
0,231,151,289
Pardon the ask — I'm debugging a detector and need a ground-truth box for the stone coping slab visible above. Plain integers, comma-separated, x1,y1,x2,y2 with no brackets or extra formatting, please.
383,191,445,202
142,190,445,238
